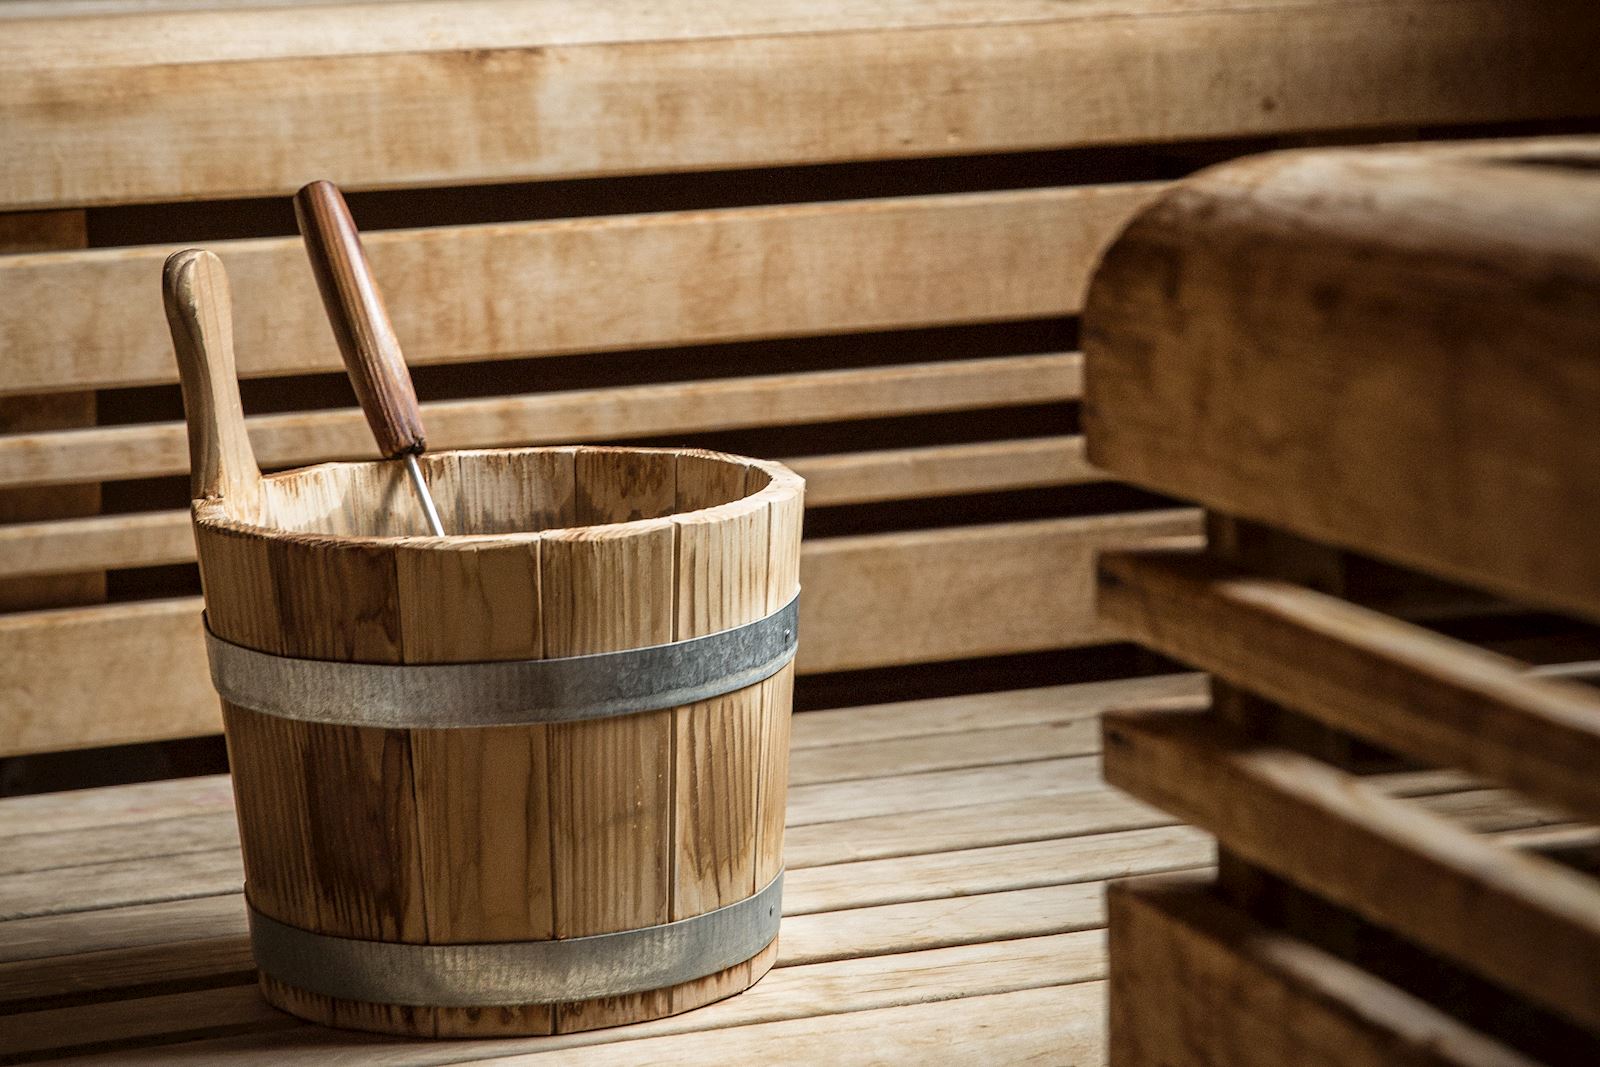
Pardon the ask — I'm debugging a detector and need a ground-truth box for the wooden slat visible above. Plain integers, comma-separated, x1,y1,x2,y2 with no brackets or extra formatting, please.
413,984,1104,1066
11,783,1529,925
25,982,1106,1066
0,434,1096,579
790,720,1097,785
0,431,1092,579
0,598,218,760
789,672,1204,750
0,677,1198,841
0,186,1143,396
0,511,192,581
1108,873,1540,1067
6,0,1600,209
0,878,1113,1017
5,685,1544,888
0,776,236,841
1100,550,1600,821
0,353,1080,491
2,776,1127,969
1084,139,1600,621
1,985,298,1062
791,435,1103,508
799,509,1199,672
0,700,1211,920
0,210,104,613
1,931,1104,1063
0,510,1197,757
783,826,1212,917
1102,706,1600,1031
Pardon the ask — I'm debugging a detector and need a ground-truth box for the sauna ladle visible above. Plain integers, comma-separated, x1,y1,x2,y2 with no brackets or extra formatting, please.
293,180,447,536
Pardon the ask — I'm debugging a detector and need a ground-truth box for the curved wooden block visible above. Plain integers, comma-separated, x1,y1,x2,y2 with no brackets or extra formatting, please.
1084,138,1600,621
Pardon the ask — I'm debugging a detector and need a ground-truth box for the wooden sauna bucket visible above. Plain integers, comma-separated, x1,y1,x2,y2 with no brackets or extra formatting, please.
169,253,803,1037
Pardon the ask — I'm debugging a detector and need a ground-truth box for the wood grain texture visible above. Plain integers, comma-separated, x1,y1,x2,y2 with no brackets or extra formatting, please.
2,509,1182,757
5,0,1598,210
0,210,102,613
793,435,1102,507
186,447,803,1035
0,675,1202,873
0,436,1093,579
798,509,1200,672
0,784,1528,1005
539,512,675,1031
163,250,263,508
397,534,552,1036
0,927,1102,1063
293,181,427,458
665,460,767,1012
1084,138,1600,622
1101,549,1600,821
755,467,804,896
208,532,430,1035
0,186,1138,397
0,717,1519,925
0,353,1080,491
1108,873,1540,1067
1102,706,1600,1032
3,689,1543,1063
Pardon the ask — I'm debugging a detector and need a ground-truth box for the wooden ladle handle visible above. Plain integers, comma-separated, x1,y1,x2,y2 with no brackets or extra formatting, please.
293,180,427,458
164,249,264,507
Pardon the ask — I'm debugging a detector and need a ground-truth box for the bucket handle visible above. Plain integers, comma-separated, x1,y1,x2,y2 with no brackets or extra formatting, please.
163,249,264,508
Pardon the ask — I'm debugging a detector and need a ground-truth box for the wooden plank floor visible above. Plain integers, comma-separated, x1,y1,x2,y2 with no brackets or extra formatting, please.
0,674,1572,1065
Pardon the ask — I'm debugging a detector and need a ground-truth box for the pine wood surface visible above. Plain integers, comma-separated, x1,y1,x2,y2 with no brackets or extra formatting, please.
0,210,102,615
8,0,1598,774
1084,137,1600,623
1102,706,1600,1034
3,675,1568,1063
1108,874,1545,1067
0,188,1143,399
1100,549,1600,821
0,435,1099,580
0,352,1081,492
5,1,1598,211
1085,140,1600,1065
0,508,1199,758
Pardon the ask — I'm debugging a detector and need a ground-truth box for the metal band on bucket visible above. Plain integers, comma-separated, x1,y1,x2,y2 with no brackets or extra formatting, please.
206,594,798,728
248,871,784,1007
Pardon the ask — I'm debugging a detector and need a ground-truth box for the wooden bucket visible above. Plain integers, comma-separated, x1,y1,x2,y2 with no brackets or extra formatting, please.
167,252,803,1036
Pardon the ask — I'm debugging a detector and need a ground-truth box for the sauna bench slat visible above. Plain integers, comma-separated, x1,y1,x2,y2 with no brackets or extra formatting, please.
0,673,1559,1064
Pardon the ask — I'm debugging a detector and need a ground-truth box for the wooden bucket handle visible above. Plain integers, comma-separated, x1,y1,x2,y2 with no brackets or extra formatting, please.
163,249,264,508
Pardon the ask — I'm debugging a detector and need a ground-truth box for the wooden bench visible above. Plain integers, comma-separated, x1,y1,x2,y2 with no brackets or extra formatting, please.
4,2,1600,1060
1086,137,1600,1066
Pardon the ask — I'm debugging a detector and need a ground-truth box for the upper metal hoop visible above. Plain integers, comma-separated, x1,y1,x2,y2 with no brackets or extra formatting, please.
206,593,798,728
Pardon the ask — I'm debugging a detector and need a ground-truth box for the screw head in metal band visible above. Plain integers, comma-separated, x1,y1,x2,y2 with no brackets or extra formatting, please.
247,871,783,1006
205,593,798,728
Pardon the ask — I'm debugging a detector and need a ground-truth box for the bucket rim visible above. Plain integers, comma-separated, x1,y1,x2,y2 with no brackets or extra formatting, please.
192,444,803,550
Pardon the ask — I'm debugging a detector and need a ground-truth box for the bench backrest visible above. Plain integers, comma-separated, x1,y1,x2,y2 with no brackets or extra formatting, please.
3,0,1599,758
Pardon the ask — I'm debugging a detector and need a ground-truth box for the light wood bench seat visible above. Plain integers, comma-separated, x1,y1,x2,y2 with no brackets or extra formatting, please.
4,675,1577,1063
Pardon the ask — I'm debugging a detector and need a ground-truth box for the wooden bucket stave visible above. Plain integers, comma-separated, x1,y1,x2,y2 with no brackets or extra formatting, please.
170,251,803,1037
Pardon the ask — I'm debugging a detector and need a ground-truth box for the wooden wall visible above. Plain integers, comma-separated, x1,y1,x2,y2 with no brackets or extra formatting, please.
3,0,1599,785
